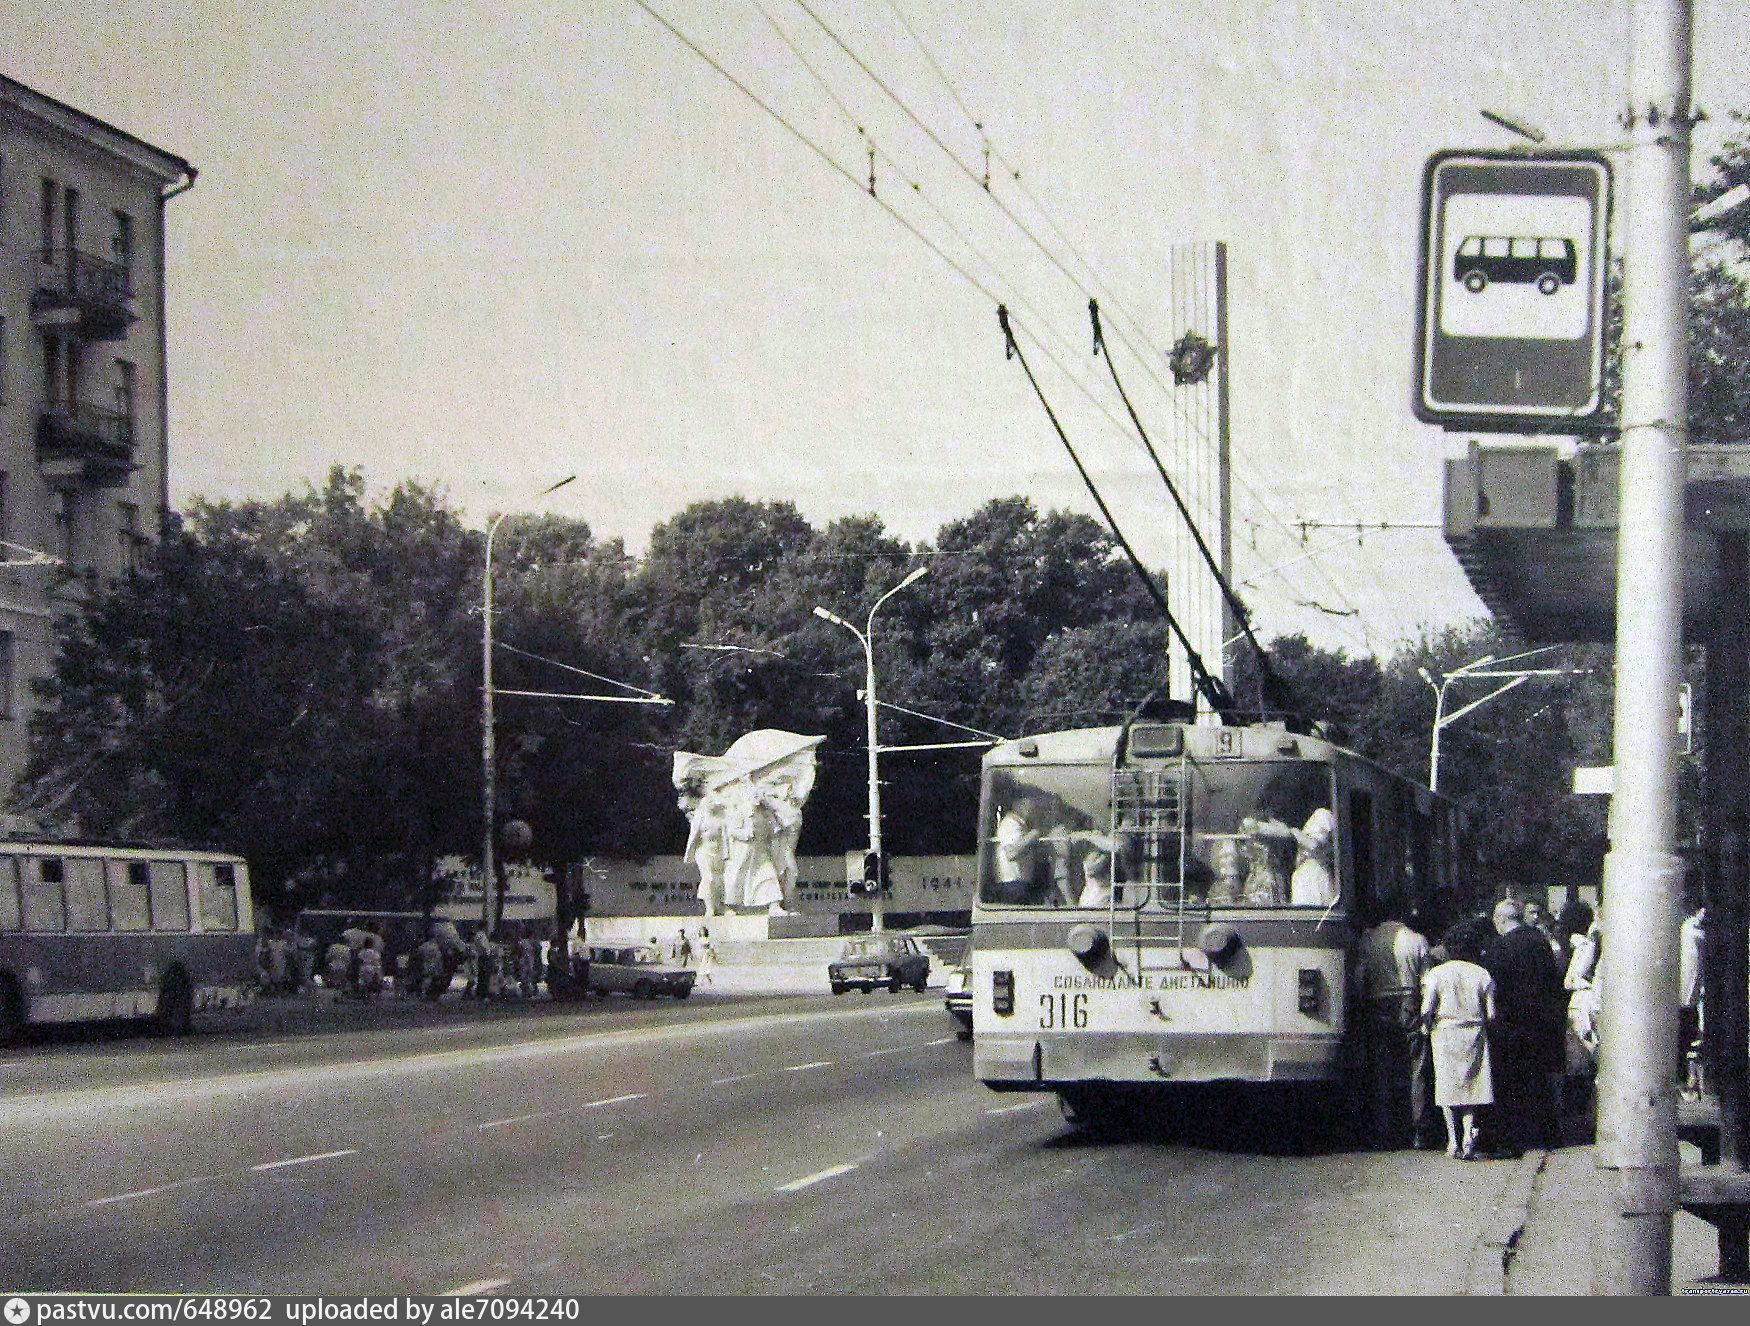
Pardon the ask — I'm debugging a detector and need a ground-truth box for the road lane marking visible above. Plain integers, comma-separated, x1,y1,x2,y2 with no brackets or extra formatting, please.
785,1061,833,1072
250,1149,358,1172
87,1175,215,1206
444,1279,510,1296
984,1101,1047,1115
0,1003,941,1124
478,1111,556,1130
582,1093,645,1108
711,1074,758,1085
777,1162,857,1192
862,1046,910,1057
926,1037,956,1046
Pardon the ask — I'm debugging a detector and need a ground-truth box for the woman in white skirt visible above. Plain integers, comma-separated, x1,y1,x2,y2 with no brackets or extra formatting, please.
1421,928,1498,1159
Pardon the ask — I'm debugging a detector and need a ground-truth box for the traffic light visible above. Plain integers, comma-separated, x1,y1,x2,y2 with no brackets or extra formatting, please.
861,850,888,894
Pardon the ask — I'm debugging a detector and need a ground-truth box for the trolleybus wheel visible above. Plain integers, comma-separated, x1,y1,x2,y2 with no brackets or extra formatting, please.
156,968,194,1037
633,979,654,1001
831,982,847,995
912,977,928,993
889,976,902,994
0,975,24,1047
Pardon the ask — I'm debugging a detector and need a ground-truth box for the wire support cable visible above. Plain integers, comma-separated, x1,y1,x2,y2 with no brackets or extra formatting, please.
638,0,1364,643
998,304,1233,714
493,640,667,701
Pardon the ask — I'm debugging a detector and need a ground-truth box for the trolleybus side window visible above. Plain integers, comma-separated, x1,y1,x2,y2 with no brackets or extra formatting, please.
196,862,239,932
1347,789,1375,912
149,860,190,931
0,856,20,931
22,856,67,932
106,858,152,932
65,856,109,932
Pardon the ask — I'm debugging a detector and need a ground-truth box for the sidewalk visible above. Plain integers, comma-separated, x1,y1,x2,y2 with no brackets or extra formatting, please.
1489,1140,1733,1294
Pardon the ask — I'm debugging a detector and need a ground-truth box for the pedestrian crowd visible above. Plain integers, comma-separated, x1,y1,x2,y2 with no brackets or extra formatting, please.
256,918,723,1002
1356,890,1707,1159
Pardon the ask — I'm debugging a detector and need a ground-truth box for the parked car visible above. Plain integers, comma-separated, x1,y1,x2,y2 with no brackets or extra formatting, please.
584,945,695,1000
828,935,930,994
944,963,972,1039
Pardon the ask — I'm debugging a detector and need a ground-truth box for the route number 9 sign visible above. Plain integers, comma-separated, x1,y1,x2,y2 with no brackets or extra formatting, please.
1414,151,1612,432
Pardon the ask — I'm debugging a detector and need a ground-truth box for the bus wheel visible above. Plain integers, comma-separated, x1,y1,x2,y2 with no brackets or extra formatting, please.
156,968,194,1036
1462,269,1486,293
1537,272,1560,295
0,975,24,1047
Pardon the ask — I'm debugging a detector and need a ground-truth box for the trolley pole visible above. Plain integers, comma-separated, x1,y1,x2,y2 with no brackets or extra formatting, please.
1593,0,1692,1294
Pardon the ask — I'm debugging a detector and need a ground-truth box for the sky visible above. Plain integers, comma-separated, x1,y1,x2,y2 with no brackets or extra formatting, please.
7,0,1750,662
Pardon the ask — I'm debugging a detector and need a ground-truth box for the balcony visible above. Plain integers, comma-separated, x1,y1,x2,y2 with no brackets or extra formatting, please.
37,403,137,489
31,248,137,341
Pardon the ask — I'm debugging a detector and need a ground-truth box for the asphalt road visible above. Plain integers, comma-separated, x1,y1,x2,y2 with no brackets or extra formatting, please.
0,994,1523,1295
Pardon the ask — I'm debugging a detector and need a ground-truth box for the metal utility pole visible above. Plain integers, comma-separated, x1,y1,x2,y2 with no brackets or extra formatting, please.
1594,0,1692,1294
814,566,928,934
481,475,575,937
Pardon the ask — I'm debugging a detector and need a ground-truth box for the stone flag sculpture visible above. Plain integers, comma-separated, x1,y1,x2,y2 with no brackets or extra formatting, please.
672,730,825,916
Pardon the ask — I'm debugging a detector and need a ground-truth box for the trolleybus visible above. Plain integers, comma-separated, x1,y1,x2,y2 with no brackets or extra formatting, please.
969,714,1464,1129
0,840,256,1042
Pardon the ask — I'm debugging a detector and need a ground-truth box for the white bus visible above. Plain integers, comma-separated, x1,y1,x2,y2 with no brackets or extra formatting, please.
0,840,256,1042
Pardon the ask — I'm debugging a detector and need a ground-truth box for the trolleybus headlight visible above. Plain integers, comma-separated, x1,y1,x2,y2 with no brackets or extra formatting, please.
1197,922,1240,963
992,969,1015,1016
1066,924,1108,967
1297,967,1323,1016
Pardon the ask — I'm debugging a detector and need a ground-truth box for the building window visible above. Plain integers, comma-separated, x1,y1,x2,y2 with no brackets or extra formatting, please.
0,315,6,404
39,177,55,260
0,470,9,548
118,501,141,573
64,185,79,259
43,338,61,408
112,210,133,274
53,491,73,564
115,359,136,421
0,631,12,719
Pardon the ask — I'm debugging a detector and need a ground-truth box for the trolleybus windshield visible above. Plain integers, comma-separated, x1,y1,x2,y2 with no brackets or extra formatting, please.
979,760,1335,907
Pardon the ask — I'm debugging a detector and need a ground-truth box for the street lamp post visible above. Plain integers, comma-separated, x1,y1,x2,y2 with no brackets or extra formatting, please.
1417,648,1580,793
814,566,928,934
482,474,576,936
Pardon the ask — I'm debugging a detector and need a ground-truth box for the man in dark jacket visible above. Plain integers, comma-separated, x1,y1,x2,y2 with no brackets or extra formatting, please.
1482,897,1567,1153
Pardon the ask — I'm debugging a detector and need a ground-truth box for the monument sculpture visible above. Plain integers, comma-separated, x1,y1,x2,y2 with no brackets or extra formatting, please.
673,730,824,916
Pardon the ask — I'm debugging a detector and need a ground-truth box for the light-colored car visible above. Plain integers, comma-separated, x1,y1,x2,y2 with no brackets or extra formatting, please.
828,935,930,994
583,945,695,1000
944,963,972,1039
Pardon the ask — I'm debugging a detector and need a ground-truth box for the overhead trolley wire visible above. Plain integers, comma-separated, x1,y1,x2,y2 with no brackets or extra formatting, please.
635,0,1367,647
833,1,1372,637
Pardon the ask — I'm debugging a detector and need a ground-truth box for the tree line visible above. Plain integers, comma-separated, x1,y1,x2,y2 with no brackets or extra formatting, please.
9,470,1631,920
17,113,1750,920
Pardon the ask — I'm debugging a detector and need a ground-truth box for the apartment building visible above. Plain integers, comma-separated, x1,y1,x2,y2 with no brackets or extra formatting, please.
0,76,195,812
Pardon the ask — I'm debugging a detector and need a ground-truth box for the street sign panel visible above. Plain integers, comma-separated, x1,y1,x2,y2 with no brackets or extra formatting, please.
1415,151,1612,432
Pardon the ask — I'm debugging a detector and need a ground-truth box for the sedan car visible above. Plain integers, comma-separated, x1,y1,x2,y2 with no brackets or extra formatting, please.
828,935,930,994
584,945,696,1000
944,963,972,1039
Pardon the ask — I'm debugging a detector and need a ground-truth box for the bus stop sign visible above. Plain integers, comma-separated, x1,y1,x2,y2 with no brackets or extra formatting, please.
1414,150,1612,432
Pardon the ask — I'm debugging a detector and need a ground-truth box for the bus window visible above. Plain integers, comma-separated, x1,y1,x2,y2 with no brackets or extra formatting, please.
149,861,190,931
1348,790,1376,914
107,859,152,932
66,858,110,932
197,862,239,932
22,858,67,932
0,857,19,931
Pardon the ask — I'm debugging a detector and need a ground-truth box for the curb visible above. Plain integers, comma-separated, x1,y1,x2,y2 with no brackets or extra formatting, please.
1463,1148,1550,1295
